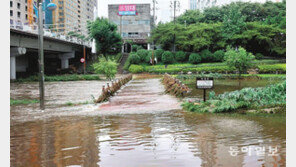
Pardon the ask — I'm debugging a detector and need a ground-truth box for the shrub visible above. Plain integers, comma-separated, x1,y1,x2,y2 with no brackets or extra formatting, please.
129,53,141,64
155,49,164,61
224,47,255,76
129,64,144,73
132,45,144,52
200,49,214,62
137,49,149,62
255,53,264,60
92,57,118,80
213,50,225,62
161,51,174,64
182,81,286,113
175,51,187,62
189,53,202,64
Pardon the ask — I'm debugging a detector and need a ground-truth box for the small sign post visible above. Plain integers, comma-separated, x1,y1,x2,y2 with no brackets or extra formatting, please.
196,77,214,102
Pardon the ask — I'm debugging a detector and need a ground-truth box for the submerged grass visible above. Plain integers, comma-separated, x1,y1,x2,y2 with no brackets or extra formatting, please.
10,99,39,105
64,101,92,106
182,81,286,113
14,74,101,82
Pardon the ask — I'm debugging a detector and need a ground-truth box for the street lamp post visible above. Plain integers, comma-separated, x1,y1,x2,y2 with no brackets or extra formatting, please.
37,1,57,110
38,2,45,110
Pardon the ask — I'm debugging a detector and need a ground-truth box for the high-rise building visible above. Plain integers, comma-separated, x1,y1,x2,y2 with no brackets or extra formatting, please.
189,0,217,10
51,0,97,36
10,0,38,29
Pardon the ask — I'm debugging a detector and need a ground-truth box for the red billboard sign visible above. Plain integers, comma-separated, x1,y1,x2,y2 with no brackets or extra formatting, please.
118,4,136,15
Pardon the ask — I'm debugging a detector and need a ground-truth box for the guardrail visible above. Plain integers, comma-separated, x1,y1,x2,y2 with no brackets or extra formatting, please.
10,24,92,47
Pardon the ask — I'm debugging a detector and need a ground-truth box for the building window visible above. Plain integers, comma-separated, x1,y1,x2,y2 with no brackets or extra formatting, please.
17,3,21,9
10,1,13,7
25,14,28,20
10,10,13,16
25,6,27,11
17,12,21,18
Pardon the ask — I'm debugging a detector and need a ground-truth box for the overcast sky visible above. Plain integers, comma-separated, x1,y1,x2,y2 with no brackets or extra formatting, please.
97,0,277,23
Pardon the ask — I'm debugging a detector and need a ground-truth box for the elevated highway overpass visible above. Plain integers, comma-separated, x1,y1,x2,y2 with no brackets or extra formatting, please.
10,28,94,79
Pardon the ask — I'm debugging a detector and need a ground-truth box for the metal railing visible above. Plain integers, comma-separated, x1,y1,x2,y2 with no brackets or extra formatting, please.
10,20,92,47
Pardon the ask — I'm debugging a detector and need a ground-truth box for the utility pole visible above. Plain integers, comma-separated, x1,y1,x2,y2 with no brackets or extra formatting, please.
170,0,179,53
151,0,158,65
38,2,45,110
120,15,124,53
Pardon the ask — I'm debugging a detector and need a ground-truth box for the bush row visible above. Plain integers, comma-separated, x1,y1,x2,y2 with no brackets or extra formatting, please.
128,63,286,74
258,64,286,74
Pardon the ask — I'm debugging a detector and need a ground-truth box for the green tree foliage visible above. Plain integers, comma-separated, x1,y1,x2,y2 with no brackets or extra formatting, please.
232,22,286,56
176,1,285,26
162,51,174,64
224,47,255,76
222,4,246,41
88,17,122,57
176,10,203,25
92,57,118,80
189,53,201,64
175,51,187,62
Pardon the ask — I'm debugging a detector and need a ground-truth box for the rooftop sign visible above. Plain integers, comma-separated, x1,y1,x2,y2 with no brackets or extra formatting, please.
118,4,136,16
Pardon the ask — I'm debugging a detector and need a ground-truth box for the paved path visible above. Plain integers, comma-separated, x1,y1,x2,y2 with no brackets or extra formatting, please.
10,77,181,123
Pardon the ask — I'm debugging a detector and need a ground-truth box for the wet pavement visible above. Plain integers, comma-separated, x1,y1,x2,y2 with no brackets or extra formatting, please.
10,76,286,166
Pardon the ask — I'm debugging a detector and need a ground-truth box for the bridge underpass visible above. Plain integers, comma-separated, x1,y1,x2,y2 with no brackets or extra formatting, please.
10,29,94,80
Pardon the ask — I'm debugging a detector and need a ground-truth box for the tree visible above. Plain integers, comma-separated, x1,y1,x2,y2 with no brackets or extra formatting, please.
88,17,122,58
176,10,203,25
222,4,246,43
224,47,255,77
92,57,118,80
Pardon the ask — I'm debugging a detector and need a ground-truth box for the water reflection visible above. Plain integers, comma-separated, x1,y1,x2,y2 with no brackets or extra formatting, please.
10,112,285,167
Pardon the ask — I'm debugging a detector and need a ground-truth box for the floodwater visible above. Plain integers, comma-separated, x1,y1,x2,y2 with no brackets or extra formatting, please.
10,76,286,167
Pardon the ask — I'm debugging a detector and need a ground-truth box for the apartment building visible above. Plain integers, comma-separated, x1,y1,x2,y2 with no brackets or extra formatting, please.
189,0,217,10
10,0,38,29
52,0,97,36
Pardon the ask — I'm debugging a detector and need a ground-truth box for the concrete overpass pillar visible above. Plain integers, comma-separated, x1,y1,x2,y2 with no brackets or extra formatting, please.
59,52,75,69
10,56,16,80
10,47,26,80
61,58,69,69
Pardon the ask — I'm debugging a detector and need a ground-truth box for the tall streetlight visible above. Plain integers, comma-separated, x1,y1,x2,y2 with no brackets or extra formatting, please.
38,1,57,110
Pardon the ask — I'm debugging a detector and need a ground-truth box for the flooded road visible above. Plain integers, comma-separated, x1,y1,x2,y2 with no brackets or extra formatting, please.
10,77,286,166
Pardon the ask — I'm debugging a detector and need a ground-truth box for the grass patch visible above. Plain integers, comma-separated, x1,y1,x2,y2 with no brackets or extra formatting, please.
14,74,101,82
10,99,39,105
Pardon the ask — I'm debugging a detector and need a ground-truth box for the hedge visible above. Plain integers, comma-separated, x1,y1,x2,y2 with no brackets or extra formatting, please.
128,64,144,73
258,64,286,74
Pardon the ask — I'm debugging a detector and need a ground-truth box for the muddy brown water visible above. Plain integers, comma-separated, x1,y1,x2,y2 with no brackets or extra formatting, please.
10,77,286,167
